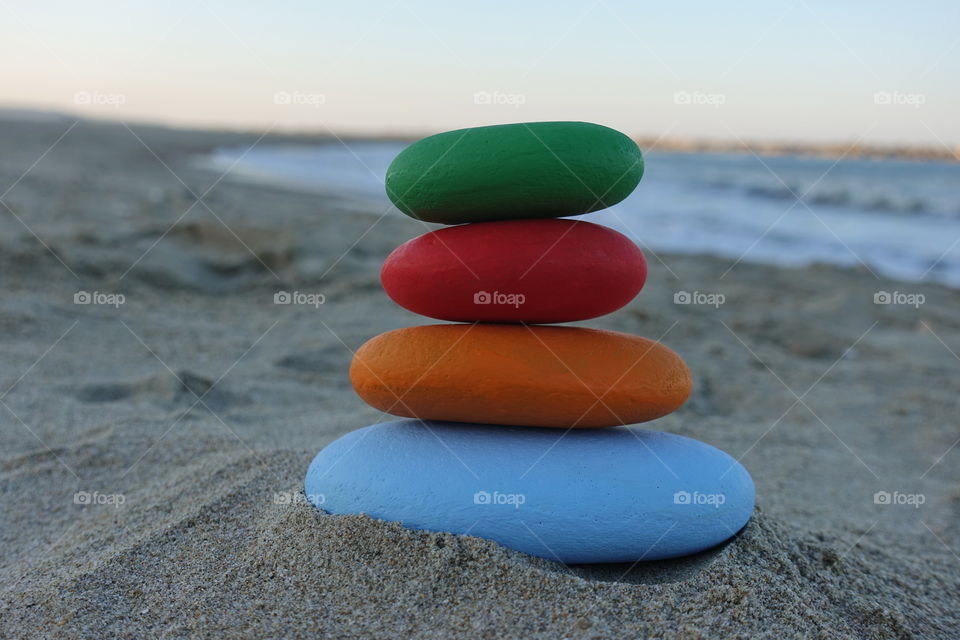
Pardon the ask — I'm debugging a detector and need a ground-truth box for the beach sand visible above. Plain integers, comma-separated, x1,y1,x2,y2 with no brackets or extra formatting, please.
1,117,959,638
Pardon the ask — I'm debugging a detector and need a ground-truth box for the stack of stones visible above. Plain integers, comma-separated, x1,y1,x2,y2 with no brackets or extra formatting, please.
306,122,755,563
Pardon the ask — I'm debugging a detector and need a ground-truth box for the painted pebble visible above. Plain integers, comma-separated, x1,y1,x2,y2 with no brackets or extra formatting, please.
385,121,644,224
305,420,755,563
381,219,647,323
350,324,692,428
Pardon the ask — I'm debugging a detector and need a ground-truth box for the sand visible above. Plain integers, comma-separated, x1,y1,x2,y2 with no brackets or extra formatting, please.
1,116,959,639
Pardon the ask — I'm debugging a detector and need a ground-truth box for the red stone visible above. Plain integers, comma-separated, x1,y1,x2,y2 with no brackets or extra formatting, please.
381,219,647,323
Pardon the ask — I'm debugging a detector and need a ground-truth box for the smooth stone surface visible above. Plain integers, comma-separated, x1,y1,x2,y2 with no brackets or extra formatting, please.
385,121,644,224
350,325,692,428
382,219,647,323
304,420,756,563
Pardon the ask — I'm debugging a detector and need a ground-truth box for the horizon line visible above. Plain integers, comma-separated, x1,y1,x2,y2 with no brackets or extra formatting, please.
2,104,957,163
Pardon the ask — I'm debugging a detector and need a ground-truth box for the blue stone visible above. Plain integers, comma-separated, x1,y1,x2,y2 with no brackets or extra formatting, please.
304,420,755,564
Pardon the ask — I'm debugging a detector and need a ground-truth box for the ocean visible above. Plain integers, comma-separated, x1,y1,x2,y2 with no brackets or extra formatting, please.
202,141,960,286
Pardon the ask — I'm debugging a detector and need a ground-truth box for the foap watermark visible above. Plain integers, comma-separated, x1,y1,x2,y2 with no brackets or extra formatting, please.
274,290,326,308
473,490,525,509
874,491,925,508
873,91,925,108
74,291,125,308
474,290,525,308
274,491,325,505
874,291,924,308
273,90,326,108
674,90,725,108
473,90,526,108
674,290,725,308
74,491,126,508
673,490,726,508
74,90,126,109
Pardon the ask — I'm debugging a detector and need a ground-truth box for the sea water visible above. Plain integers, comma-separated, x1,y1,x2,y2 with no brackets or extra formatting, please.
202,142,960,286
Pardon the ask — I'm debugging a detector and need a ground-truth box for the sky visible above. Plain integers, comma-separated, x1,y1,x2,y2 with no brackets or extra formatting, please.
1,0,957,146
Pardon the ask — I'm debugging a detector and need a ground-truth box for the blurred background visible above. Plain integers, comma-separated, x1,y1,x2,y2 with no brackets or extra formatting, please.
3,0,958,141
3,0,957,283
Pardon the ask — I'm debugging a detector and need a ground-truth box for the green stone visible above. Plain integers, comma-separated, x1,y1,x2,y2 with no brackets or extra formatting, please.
385,121,643,224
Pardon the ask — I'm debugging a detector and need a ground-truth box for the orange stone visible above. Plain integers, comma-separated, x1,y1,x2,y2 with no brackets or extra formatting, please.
350,324,692,428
